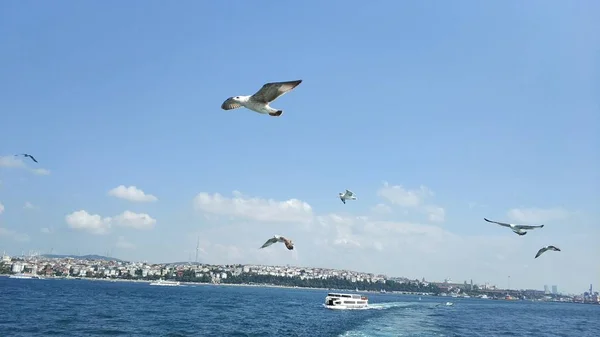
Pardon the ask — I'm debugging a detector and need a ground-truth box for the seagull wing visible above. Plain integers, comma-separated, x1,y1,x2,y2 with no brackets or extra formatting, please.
345,189,354,197
516,224,544,230
548,245,561,252
251,80,302,104
534,247,548,258
28,155,38,163
221,97,243,110
483,218,512,228
260,237,279,249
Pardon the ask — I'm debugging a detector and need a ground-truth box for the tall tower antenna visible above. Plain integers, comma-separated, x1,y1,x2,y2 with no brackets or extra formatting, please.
195,236,200,263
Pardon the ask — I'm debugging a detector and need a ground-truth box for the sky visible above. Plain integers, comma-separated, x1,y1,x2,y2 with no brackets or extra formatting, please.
0,0,598,294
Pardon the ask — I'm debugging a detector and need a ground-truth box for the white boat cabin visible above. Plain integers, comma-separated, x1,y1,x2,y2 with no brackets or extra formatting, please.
324,293,369,309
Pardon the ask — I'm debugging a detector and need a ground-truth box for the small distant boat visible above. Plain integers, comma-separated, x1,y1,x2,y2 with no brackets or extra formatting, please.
9,273,43,280
324,293,369,310
149,279,180,286
380,289,386,293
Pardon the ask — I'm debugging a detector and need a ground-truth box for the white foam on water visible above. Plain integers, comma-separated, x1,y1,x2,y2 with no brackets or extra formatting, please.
366,302,414,310
338,301,446,337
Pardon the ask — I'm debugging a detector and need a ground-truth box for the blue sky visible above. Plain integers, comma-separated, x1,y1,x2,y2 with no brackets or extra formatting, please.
0,1,598,293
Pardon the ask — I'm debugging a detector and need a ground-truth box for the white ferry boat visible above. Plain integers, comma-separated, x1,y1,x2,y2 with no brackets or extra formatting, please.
149,279,180,286
324,293,369,310
9,273,43,280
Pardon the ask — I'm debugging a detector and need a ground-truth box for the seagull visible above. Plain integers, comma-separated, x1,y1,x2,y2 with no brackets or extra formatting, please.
15,153,38,163
260,235,294,250
535,245,561,259
221,80,302,117
339,189,357,204
484,218,544,236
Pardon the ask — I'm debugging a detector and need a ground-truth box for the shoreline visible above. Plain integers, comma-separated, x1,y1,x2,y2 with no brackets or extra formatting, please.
0,274,426,294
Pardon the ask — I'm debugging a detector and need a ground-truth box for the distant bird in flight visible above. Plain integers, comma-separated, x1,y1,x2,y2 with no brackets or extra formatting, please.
339,189,357,204
15,153,38,163
483,218,544,236
260,235,294,250
221,80,302,117
535,245,561,259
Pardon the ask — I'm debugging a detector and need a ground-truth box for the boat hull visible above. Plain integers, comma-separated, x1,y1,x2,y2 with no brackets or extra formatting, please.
323,304,368,310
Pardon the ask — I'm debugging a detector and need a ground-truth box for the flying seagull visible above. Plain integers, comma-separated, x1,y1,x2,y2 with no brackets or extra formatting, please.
483,218,544,236
535,245,561,259
15,153,38,163
221,80,302,117
260,235,294,250
339,189,357,204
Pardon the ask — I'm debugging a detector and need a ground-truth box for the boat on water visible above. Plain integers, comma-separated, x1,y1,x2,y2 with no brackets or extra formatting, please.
9,273,43,280
149,279,180,286
324,293,369,310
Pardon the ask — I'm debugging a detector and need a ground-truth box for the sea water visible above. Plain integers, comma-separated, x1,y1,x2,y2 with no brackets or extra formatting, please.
0,277,597,336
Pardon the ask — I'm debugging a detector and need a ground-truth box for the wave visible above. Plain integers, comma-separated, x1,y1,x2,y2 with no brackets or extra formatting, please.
338,301,445,337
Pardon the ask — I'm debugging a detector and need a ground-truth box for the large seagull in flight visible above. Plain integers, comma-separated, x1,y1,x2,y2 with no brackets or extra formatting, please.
339,189,357,204
484,218,544,236
260,235,294,250
535,245,561,259
221,80,302,117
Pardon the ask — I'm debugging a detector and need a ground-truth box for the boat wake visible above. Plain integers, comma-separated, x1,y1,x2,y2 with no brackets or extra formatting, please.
324,302,413,311
338,301,445,336
365,302,414,310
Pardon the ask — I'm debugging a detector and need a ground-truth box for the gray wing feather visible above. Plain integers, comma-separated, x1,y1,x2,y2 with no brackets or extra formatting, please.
221,97,242,110
260,237,277,248
484,218,512,228
517,224,544,230
251,80,302,103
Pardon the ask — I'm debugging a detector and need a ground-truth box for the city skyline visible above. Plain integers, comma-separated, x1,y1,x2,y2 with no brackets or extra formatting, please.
0,249,593,295
1,1,599,295
4,252,593,297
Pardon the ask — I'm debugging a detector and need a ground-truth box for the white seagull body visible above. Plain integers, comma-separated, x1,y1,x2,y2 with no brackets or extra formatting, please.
339,189,357,204
535,245,561,259
484,218,544,236
221,80,302,117
260,235,294,250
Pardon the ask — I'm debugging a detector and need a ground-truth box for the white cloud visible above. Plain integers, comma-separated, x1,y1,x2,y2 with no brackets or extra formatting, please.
108,185,158,203
40,227,52,234
24,202,35,210
377,182,446,223
424,205,445,223
0,156,25,168
0,202,4,215
66,210,112,235
0,156,51,175
468,201,487,209
0,227,30,242
65,210,156,234
370,203,392,215
31,168,51,175
193,190,313,223
116,236,135,249
507,207,570,224
377,182,432,207
114,211,156,230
